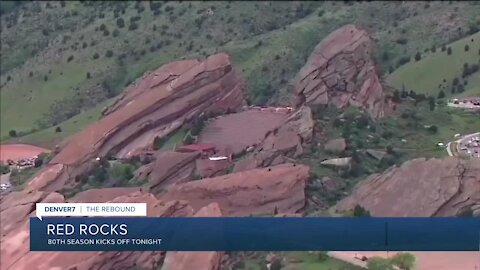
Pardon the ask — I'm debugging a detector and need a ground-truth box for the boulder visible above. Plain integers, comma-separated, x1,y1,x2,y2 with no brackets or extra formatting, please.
0,190,195,270
292,24,391,119
324,138,347,153
162,203,223,270
334,157,480,217
161,163,310,216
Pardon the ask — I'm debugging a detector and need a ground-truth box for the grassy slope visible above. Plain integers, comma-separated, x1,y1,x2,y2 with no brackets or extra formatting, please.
387,31,480,96
1,1,479,144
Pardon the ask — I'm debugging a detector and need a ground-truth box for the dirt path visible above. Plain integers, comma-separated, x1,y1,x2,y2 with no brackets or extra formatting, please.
0,144,50,162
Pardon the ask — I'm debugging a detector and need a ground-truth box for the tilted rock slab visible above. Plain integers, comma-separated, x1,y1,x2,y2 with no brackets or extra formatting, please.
161,163,310,216
0,190,194,270
334,157,480,217
27,53,246,192
162,203,223,270
292,24,390,119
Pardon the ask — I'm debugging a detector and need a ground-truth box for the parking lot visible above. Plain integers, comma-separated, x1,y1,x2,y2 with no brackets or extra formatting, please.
458,134,480,158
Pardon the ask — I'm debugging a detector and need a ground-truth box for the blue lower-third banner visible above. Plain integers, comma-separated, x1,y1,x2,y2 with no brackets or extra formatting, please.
30,217,480,251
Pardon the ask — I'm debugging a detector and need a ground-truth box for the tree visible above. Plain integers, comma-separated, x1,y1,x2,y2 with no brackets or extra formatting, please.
392,90,401,102
391,253,415,270
55,126,62,133
464,44,469,52
0,164,10,174
93,52,99,59
353,205,371,217
112,29,119,37
441,44,446,51
447,47,452,55
152,136,165,150
116,18,125,28
430,45,436,52
367,257,394,270
34,157,43,167
8,129,17,137
437,90,445,99
86,72,91,79
105,50,114,58
427,125,438,133
428,96,436,111
414,51,421,61
128,22,138,31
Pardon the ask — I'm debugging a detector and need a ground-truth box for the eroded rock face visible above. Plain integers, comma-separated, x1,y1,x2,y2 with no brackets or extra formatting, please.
292,24,390,118
31,53,246,192
233,106,314,172
161,163,310,216
334,157,480,217
133,151,200,194
0,190,194,270
162,203,223,270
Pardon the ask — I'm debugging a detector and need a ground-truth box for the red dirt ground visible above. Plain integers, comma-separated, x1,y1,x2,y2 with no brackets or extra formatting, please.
198,109,290,154
0,144,50,162
337,251,479,270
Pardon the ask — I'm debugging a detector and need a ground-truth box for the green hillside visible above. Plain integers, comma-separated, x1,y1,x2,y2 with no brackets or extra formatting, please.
387,31,480,97
1,1,480,144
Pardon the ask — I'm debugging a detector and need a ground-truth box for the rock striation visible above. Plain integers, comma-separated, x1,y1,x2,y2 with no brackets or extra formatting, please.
162,203,223,270
0,189,194,270
161,163,310,216
334,157,480,217
233,105,314,172
292,24,391,118
26,53,246,192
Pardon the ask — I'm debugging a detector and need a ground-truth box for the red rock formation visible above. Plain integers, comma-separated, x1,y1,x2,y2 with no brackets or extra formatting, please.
162,203,223,270
234,105,314,172
134,151,200,193
28,53,246,192
161,163,310,216
292,24,391,118
334,157,480,217
0,190,194,270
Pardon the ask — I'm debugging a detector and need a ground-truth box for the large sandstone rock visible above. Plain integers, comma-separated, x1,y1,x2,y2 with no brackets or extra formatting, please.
233,106,314,172
29,53,246,192
324,138,347,153
0,190,194,270
334,157,480,217
134,151,200,193
162,203,223,270
161,163,310,216
292,24,391,118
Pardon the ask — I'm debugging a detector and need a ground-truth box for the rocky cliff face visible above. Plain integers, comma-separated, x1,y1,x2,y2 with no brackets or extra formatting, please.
292,24,391,119
233,105,314,172
334,157,480,217
0,189,195,270
27,53,246,192
162,203,223,270
161,163,310,216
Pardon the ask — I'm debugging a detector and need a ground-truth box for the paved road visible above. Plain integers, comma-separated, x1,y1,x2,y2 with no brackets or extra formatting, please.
446,132,480,157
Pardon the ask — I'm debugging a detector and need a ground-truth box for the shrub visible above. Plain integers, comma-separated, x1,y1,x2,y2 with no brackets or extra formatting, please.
441,44,446,51
414,52,421,61
93,52,99,59
391,253,416,270
128,22,138,31
395,38,408,45
437,90,445,99
112,29,119,37
103,29,110,36
44,75,48,81
464,44,469,51
55,126,62,133
447,47,452,55
67,55,74,62
353,205,371,217
0,164,10,174
116,18,125,28
99,24,106,31
105,50,113,58
86,72,91,79
9,129,17,137
427,125,438,133
152,136,166,150
430,45,436,52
